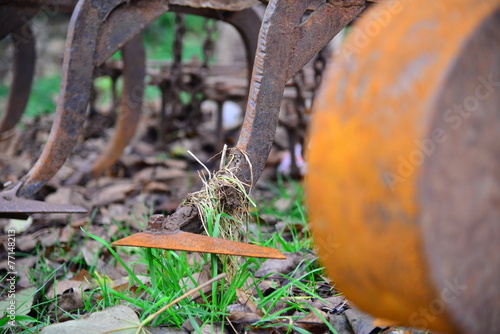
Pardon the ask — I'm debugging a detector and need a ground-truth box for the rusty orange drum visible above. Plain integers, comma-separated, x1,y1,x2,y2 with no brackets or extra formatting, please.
306,0,500,333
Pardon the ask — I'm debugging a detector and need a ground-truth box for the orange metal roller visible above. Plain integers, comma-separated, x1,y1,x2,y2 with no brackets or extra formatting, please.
306,1,499,333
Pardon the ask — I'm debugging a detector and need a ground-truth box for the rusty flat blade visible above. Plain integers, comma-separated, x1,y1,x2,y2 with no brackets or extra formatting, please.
0,197,87,214
0,182,87,217
112,231,286,259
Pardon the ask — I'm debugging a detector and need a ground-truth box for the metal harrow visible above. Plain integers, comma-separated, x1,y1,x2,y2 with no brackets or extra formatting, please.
3,0,497,332
0,0,367,235
0,0,268,214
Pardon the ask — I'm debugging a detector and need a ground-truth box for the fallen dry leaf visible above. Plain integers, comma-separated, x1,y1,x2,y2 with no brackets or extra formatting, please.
163,158,188,170
35,227,61,248
144,181,170,193
9,233,37,252
344,305,384,334
228,310,262,324
100,204,131,224
255,252,301,279
200,323,228,334
91,181,135,207
46,279,91,299
134,166,187,184
0,287,37,318
41,305,141,334
295,310,330,334
81,239,105,268
180,264,213,303
44,187,84,208
49,287,85,318
12,256,37,288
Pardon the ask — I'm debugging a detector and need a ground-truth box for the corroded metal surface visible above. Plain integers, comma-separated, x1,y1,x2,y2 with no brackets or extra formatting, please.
95,0,169,65
0,182,86,216
0,0,258,11
169,0,259,11
10,0,263,198
0,5,40,40
1,0,263,215
113,213,286,259
0,0,76,12
307,1,500,333
0,5,39,137
113,230,286,259
16,0,129,198
419,8,499,333
133,0,365,245
231,0,366,186
0,0,157,194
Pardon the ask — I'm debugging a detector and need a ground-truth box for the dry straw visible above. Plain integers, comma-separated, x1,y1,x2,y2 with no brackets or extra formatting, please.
186,145,256,278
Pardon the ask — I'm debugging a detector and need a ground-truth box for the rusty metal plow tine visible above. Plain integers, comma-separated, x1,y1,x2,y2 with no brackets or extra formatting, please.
91,2,192,178
228,0,367,186
15,0,129,198
12,0,170,199
0,24,36,136
90,33,146,178
0,5,86,215
113,230,286,259
90,1,171,179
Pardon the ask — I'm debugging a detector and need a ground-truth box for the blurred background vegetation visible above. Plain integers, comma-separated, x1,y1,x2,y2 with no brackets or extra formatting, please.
0,11,213,120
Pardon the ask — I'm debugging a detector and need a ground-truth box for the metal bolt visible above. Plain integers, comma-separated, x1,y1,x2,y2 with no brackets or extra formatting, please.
147,214,165,231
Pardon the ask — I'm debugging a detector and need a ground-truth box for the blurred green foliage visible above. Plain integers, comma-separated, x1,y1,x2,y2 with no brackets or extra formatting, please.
112,12,210,61
0,75,60,118
0,12,213,120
